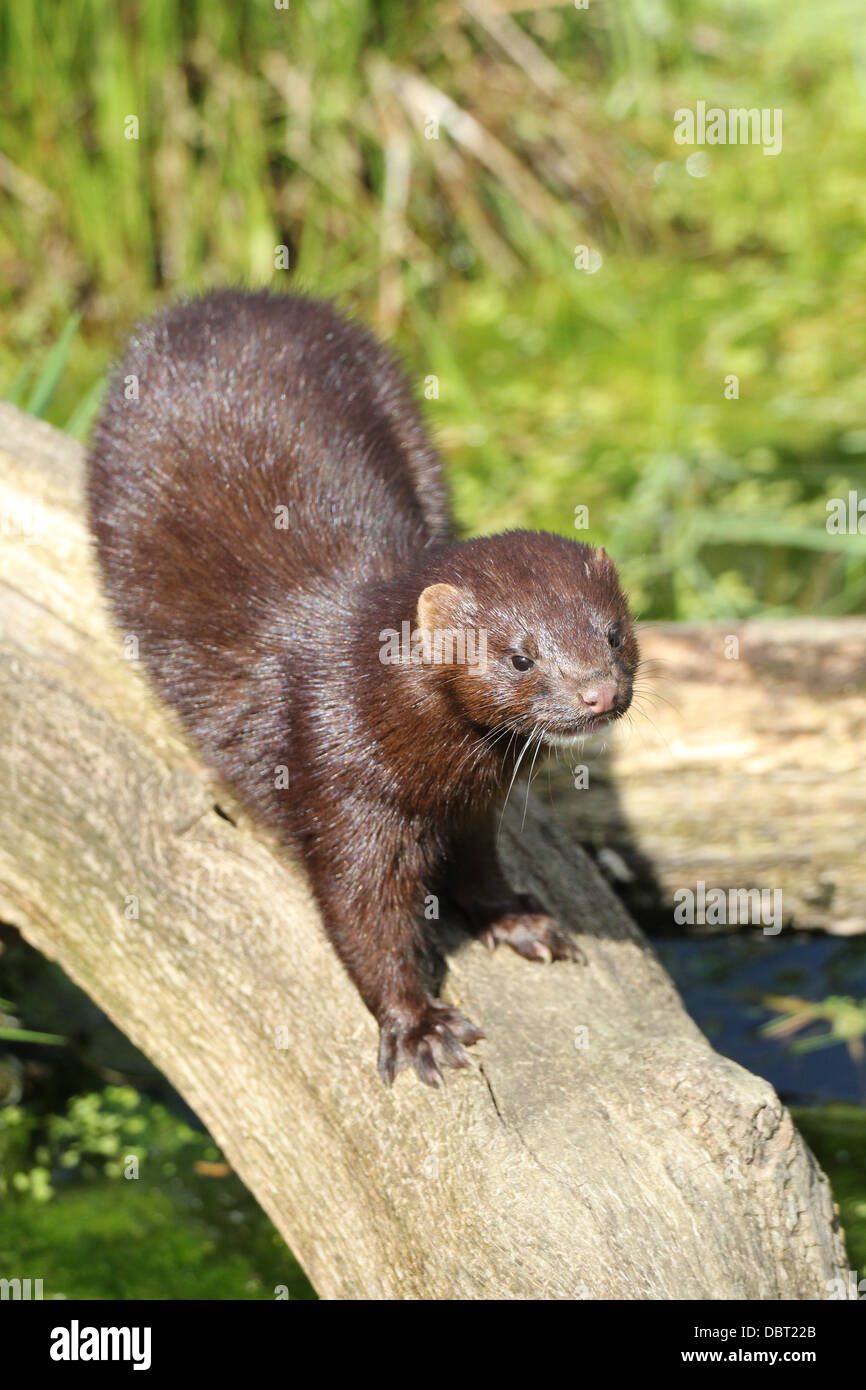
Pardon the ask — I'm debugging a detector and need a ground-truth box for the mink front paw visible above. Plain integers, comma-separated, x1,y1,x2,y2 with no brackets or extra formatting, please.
480,893,586,964
377,1001,485,1088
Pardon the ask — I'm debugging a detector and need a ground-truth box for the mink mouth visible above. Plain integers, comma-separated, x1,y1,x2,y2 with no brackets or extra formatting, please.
541,709,621,744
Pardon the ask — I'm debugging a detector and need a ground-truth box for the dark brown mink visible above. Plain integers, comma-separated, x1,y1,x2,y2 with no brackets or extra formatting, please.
86,288,639,1086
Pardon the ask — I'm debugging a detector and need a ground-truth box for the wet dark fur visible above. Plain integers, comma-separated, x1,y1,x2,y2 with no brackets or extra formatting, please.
87,289,638,1085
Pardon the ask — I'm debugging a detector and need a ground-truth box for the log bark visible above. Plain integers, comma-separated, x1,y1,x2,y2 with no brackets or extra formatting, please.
0,401,852,1299
546,620,866,936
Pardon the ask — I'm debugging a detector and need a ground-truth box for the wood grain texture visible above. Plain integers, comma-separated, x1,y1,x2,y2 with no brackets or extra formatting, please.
0,402,851,1299
546,620,866,935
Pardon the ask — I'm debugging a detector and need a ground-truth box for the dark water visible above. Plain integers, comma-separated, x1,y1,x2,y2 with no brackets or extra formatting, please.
654,931,866,1106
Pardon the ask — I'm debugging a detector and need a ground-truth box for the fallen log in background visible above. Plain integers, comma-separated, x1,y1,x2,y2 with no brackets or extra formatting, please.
547,619,866,935
0,401,851,1299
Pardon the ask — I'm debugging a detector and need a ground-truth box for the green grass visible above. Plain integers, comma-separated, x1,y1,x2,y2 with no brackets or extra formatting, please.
1,0,864,618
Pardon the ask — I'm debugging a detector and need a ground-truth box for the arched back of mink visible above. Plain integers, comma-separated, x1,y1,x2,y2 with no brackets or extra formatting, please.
87,289,638,1086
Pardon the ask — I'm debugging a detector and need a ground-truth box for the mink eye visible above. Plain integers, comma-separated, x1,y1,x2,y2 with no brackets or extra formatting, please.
510,654,535,672
608,624,623,650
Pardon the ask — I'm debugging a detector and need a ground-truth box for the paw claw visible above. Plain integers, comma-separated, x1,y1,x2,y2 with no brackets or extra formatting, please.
483,907,585,964
377,1001,483,1087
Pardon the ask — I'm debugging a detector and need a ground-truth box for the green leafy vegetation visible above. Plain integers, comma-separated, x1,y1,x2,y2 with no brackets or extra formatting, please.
1,0,864,617
0,1083,315,1299
0,939,315,1299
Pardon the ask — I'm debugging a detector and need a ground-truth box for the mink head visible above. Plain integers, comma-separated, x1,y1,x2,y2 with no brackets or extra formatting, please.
415,531,638,746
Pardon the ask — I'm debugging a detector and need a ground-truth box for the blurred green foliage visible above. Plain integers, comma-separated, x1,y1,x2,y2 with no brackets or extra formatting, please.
0,1083,315,1298
762,993,866,1054
1,0,864,617
1,1083,213,1202
0,938,315,1299
792,1105,866,1273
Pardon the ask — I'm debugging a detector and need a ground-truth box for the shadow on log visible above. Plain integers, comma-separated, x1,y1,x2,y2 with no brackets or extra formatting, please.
0,402,852,1299
546,619,866,936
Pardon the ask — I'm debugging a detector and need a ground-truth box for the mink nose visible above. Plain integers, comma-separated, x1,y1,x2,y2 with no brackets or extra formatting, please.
579,683,617,714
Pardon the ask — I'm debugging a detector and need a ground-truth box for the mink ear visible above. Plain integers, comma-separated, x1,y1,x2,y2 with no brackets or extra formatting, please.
416,582,470,633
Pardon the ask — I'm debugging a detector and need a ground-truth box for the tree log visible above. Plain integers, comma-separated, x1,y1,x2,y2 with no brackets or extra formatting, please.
546,620,866,935
0,402,852,1299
